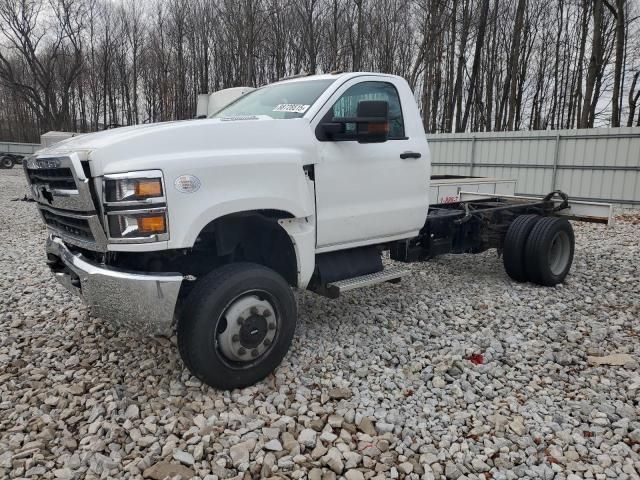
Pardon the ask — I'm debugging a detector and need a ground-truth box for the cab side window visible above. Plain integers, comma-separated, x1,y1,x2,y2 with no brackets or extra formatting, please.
330,81,405,139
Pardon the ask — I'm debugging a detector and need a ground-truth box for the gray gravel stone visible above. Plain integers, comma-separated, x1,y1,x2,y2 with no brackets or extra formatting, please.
172,450,195,466
264,439,283,451
344,470,365,480
0,170,638,480
298,428,317,448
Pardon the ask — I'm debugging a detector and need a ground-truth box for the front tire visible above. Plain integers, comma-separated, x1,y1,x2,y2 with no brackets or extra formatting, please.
524,217,575,286
178,262,296,390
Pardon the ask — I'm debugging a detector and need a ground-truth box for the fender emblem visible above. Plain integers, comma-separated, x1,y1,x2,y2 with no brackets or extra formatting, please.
174,175,201,193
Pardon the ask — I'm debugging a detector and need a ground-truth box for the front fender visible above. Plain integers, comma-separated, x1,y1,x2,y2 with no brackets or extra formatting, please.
88,118,319,257
179,198,312,248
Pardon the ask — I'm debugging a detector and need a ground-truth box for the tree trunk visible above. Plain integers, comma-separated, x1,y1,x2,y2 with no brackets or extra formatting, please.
453,0,471,132
580,0,603,128
506,0,526,131
627,71,640,127
610,0,624,127
460,0,490,132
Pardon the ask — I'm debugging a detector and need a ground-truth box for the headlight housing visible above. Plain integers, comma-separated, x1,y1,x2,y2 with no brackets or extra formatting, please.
104,170,165,204
107,209,168,239
102,170,169,242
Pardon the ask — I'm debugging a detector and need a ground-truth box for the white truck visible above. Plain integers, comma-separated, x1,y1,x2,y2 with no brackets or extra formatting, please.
24,72,612,390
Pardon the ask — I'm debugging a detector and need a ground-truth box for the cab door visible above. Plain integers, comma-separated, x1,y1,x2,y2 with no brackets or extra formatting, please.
312,77,430,250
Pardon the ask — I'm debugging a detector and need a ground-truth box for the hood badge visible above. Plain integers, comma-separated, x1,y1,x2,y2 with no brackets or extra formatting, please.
174,175,201,194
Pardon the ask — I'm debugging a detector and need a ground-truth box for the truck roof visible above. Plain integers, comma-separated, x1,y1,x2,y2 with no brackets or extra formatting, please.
275,72,400,85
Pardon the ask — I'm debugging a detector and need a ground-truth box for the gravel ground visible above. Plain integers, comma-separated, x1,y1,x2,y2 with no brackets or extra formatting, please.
0,167,639,480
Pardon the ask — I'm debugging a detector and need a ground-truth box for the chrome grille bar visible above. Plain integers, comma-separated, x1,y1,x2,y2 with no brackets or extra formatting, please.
37,204,107,251
25,153,108,251
24,155,95,212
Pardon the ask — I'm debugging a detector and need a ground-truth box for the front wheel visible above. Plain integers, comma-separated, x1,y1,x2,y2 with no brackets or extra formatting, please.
178,263,296,390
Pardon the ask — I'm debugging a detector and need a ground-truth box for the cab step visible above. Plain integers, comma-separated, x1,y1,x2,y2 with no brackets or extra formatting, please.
326,265,411,298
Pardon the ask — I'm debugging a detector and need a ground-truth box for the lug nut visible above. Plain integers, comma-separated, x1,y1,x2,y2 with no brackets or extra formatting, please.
250,306,258,314
237,317,244,325
268,323,276,330
238,347,246,355
263,339,271,346
232,334,239,342
251,349,259,357
263,310,272,318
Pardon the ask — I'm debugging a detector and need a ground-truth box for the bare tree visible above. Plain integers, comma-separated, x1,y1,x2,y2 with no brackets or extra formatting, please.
0,0,639,142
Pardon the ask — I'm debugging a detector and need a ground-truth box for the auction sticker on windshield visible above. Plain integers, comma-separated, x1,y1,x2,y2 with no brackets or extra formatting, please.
273,104,310,113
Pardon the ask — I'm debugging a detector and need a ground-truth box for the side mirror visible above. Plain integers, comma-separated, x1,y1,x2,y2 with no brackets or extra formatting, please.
317,100,390,143
354,100,389,143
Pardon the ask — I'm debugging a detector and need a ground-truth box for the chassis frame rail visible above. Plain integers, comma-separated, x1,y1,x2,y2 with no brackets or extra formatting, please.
390,190,613,263
459,191,614,226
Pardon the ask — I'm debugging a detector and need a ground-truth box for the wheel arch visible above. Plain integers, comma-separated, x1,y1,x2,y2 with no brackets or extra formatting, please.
190,209,300,287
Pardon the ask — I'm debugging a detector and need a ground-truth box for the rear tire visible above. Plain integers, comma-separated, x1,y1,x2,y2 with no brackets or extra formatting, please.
178,262,296,390
0,156,13,169
524,217,575,286
503,214,541,282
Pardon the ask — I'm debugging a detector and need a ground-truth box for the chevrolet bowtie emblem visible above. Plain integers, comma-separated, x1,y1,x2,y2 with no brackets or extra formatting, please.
33,185,53,204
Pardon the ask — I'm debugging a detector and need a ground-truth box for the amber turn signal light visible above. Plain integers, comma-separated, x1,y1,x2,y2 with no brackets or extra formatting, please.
137,215,166,234
135,179,163,198
367,122,389,134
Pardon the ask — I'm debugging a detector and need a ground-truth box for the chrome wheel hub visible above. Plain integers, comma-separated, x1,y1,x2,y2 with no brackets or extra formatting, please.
218,294,277,362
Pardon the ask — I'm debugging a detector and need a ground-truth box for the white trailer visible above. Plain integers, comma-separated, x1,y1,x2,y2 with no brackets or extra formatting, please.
0,141,40,169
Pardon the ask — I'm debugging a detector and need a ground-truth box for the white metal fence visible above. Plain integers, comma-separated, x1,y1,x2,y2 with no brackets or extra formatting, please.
427,127,640,207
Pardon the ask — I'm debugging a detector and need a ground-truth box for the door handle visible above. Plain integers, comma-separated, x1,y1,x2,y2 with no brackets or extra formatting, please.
400,151,421,159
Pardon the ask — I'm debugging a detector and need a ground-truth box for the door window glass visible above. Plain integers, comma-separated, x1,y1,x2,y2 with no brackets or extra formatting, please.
330,81,405,139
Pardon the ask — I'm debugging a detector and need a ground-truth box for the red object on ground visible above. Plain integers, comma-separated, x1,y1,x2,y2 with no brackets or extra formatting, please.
468,353,484,365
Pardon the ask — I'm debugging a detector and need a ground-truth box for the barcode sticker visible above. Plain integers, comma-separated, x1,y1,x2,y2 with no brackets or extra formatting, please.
273,104,310,113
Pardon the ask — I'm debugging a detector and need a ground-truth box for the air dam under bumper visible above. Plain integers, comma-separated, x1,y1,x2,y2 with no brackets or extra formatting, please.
46,235,183,336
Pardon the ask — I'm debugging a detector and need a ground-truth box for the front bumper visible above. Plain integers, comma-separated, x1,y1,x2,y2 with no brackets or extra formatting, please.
46,236,183,336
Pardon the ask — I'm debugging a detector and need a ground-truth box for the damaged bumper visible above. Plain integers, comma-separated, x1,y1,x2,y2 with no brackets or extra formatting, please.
46,235,183,336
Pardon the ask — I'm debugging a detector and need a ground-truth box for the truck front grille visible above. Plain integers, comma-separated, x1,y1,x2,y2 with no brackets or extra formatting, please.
24,155,107,251
41,209,95,241
27,167,76,190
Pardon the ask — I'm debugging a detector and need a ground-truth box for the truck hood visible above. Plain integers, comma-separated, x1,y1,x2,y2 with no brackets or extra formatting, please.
42,121,184,152
39,117,316,175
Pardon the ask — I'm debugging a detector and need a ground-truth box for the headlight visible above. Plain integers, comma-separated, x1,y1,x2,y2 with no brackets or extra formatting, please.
102,170,169,242
103,170,165,203
107,210,168,239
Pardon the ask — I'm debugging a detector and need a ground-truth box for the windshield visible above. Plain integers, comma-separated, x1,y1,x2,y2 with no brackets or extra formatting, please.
212,79,335,119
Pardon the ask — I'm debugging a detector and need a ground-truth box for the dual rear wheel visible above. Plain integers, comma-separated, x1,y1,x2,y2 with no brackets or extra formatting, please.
503,215,575,286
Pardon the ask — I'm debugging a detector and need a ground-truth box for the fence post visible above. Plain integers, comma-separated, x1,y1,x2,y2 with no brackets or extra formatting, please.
551,133,560,191
469,135,476,176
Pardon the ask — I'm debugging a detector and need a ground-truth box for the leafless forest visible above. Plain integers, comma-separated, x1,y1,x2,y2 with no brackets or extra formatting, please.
1,0,639,142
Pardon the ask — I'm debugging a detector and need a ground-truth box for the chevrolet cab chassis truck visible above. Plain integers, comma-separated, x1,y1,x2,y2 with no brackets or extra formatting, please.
24,73,613,390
